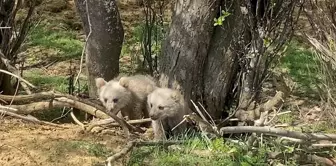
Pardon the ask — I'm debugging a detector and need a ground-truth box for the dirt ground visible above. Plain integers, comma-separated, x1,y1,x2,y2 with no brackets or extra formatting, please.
0,117,132,166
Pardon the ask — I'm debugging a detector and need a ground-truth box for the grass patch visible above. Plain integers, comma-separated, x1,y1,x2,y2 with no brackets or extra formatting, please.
128,137,273,166
24,69,69,93
281,40,321,97
27,24,83,60
276,112,297,125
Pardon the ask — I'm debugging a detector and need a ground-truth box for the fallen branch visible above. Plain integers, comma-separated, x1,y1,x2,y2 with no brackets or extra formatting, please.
0,69,36,88
268,151,336,166
70,109,85,128
0,91,60,103
0,109,68,128
0,91,144,137
7,99,109,119
105,140,184,165
85,118,152,132
220,126,336,141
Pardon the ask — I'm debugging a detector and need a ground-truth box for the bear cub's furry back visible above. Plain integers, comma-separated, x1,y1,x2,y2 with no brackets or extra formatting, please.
95,75,157,120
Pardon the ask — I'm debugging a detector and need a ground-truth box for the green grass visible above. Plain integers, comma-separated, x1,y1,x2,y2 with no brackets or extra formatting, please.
27,24,83,60
281,40,321,97
24,69,69,93
128,137,273,166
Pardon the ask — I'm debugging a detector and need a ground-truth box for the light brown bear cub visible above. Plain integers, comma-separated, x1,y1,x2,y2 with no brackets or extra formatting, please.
95,75,157,121
147,88,189,140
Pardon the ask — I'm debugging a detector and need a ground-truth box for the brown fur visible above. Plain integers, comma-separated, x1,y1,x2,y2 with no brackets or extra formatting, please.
147,88,189,140
95,75,158,121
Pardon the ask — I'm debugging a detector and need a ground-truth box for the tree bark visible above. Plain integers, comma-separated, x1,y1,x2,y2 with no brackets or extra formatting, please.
204,0,248,118
159,0,221,106
75,0,124,98
159,0,247,119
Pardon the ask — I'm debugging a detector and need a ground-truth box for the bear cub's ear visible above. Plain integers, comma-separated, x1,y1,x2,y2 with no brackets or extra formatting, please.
95,78,107,89
119,77,130,88
170,90,181,102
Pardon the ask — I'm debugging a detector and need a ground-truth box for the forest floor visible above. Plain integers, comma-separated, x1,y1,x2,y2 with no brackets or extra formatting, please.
1,0,335,166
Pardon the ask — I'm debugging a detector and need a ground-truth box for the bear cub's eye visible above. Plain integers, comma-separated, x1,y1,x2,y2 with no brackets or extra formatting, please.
113,98,118,103
104,98,108,103
150,103,153,108
158,106,164,110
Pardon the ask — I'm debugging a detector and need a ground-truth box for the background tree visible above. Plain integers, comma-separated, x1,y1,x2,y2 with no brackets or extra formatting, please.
75,0,124,98
159,0,302,121
0,0,36,95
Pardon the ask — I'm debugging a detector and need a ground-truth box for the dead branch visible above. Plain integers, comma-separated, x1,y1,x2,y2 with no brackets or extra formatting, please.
74,0,93,88
55,97,110,119
220,126,336,141
0,91,60,103
0,109,68,129
0,69,35,88
268,152,336,166
105,140,184,165
85,118,152,132
7,99,109,119
0,91,144,137
105,141,135,165
183,113,221,137
70,109,85,128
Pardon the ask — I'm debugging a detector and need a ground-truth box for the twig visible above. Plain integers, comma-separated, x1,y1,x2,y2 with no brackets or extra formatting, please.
220,126,336,141
190,100,208,122
0,69,35,88
197,101,216,126
70,108,85,128
105,140,184,165
0,105,18,112
183,113,220,137
74,0,92,87
105,141,135,166
0,109,68,128
86,118,152,132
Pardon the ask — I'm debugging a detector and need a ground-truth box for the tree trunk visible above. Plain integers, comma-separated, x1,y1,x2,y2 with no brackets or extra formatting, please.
159,0,246,119
204,0,248,119
75,0,124,98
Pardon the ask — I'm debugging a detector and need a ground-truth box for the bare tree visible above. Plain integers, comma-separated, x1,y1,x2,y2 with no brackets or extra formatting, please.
75,0,124,98
159,0,302,122
0,0,36,95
